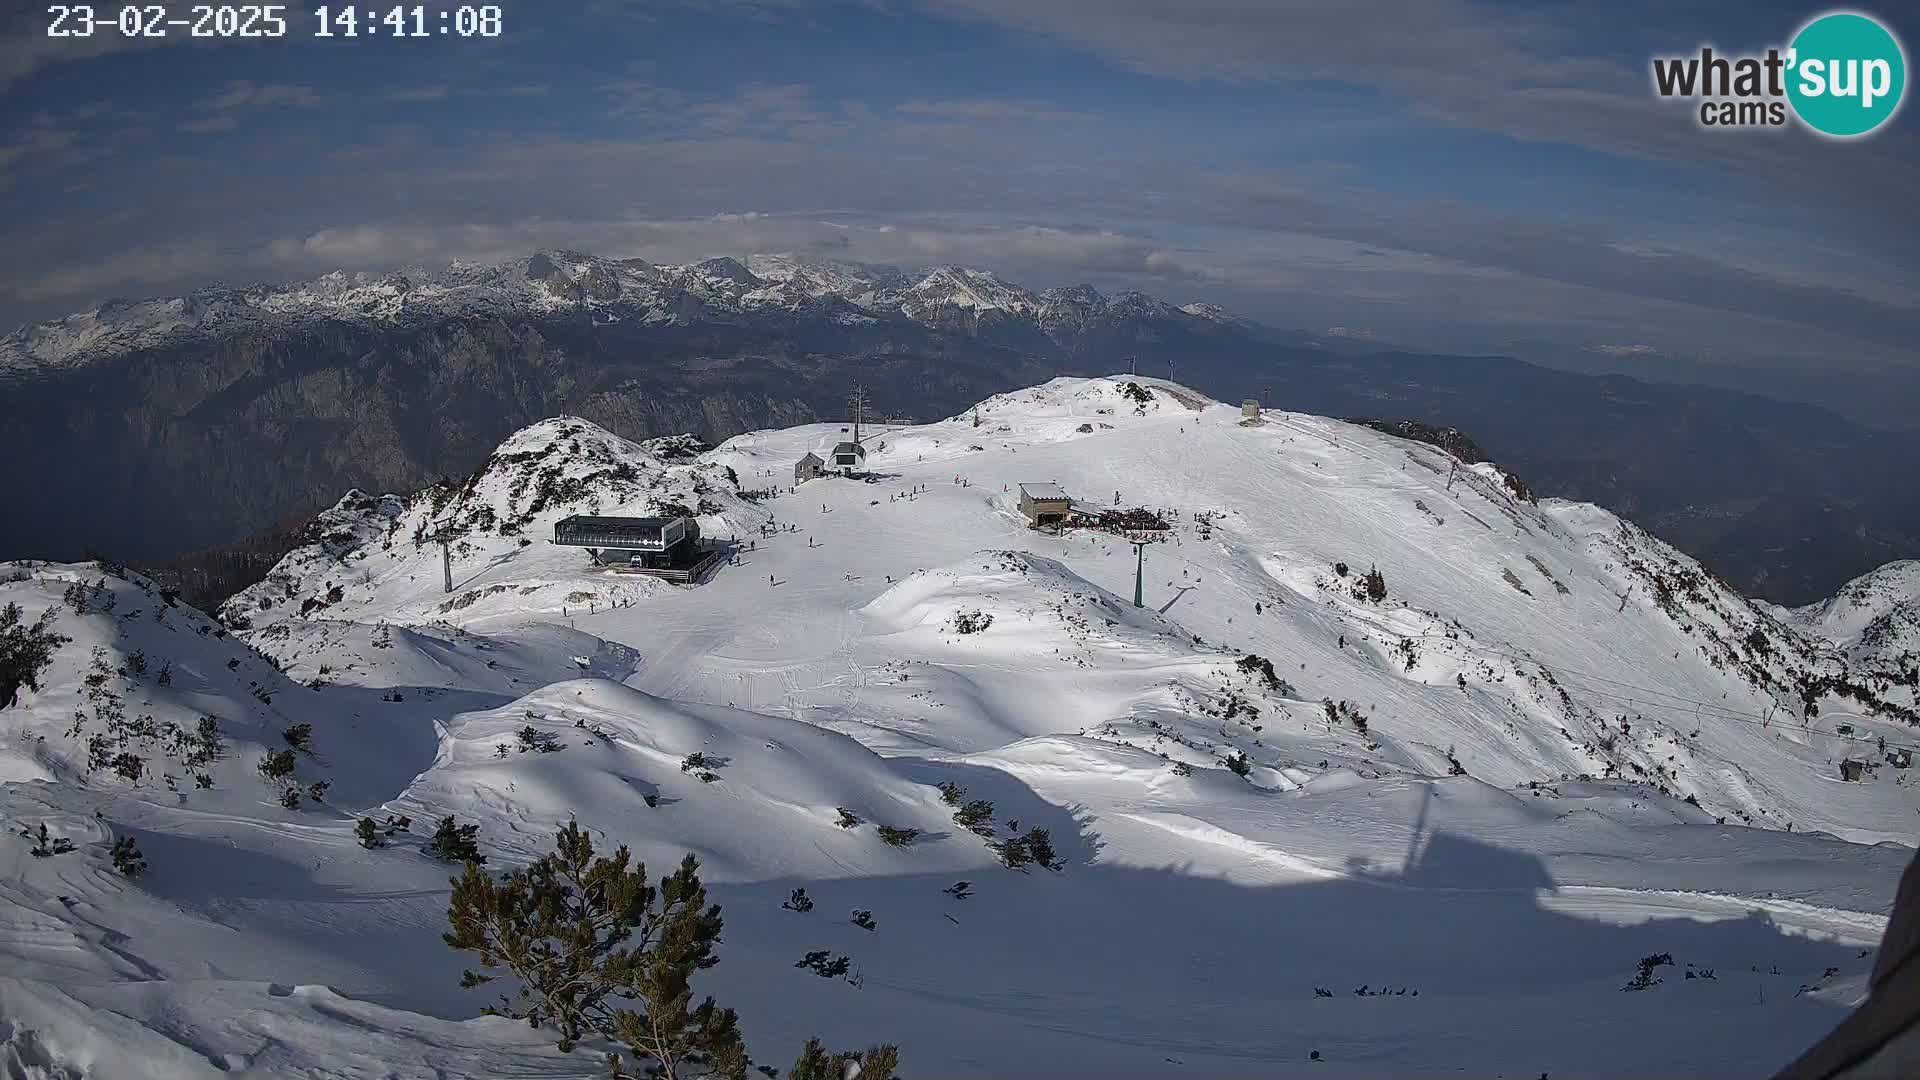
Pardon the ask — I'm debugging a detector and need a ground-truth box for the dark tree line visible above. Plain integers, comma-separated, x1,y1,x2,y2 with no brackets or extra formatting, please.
134,514,309,612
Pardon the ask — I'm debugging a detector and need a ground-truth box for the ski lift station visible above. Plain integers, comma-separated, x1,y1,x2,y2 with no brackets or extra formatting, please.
1019,482,1074,527
552,514,701,568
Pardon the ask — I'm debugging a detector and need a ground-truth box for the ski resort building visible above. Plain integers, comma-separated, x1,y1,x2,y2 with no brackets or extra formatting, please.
1018,482,1074,527
552,514,701,568
831,441,867,472
794,452,825,484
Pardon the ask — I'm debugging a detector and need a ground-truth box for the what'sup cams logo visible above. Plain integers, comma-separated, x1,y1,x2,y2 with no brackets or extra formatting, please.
1651,9,1907,137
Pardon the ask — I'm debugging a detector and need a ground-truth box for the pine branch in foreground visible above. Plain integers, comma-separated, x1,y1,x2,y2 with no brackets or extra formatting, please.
444,818,901,1079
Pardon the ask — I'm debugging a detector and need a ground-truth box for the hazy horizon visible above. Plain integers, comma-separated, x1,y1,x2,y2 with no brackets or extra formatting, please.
4,1,1916,423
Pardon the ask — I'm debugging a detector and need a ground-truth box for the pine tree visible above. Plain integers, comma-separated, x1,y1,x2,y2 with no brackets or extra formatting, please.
444,820,742,1075
1363,565,1388,603
0,603,69,710
789,1039,902,1080
795,950,850,979
854,1044,901,1080
110,836,146,876
876,825,920,848
427,815,484,863
788,1038,837,1080
953,799,995,837
516,725,563,753
258,749,296,783
997,826,1065,872
23,822,75,857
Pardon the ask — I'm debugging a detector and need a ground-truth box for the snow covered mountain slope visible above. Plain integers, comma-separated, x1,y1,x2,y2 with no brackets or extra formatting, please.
1772,562,1920,740
220,419,750,632
2,375,1917,1079
235,375,1918,841
1783,560,1920,678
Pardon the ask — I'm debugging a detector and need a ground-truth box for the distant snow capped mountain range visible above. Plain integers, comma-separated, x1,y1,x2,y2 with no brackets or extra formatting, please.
0,251,1245,372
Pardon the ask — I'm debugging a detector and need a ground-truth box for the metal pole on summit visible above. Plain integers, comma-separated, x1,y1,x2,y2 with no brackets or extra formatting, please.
1131,539,1148,608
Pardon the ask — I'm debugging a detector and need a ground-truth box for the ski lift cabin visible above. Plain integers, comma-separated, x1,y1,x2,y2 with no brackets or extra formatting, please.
831,441,867,473
553,514,700,568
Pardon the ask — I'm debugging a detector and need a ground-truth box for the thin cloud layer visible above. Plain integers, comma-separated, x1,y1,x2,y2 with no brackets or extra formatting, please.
0,0,1913,400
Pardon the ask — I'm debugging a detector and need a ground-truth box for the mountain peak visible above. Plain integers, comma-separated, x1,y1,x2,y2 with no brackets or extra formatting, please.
692,256,761,287
906,264,1038,315
1181,301,1237,322
2,250,1254,374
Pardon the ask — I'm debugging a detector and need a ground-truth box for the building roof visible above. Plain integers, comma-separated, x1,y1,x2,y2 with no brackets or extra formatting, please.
797,451,823,465
831,441,867,457
1020,482,1070,501
555,514,684,529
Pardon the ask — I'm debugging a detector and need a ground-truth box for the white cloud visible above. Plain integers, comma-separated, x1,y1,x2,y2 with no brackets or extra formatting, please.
922,0,1915,210
179,116,239,134
0,124,78,178
200,81,322,111
17,241,226,300
0,14,169,90
235,216,1226,292
387,85,451,103
896,99,1085,122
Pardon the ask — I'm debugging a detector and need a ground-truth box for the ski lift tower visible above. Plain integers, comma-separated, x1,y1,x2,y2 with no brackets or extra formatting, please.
846,383,869,445
1129,535,1151,608
426,526,459,594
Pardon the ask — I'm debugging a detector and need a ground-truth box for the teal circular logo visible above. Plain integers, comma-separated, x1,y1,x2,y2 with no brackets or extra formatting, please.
1787,11,1907,137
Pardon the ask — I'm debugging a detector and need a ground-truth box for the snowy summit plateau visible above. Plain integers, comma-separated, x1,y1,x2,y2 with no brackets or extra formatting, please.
2,375,1917,1078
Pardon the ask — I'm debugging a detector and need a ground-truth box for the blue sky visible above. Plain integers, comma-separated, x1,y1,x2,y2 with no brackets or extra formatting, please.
2,0,1916,407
